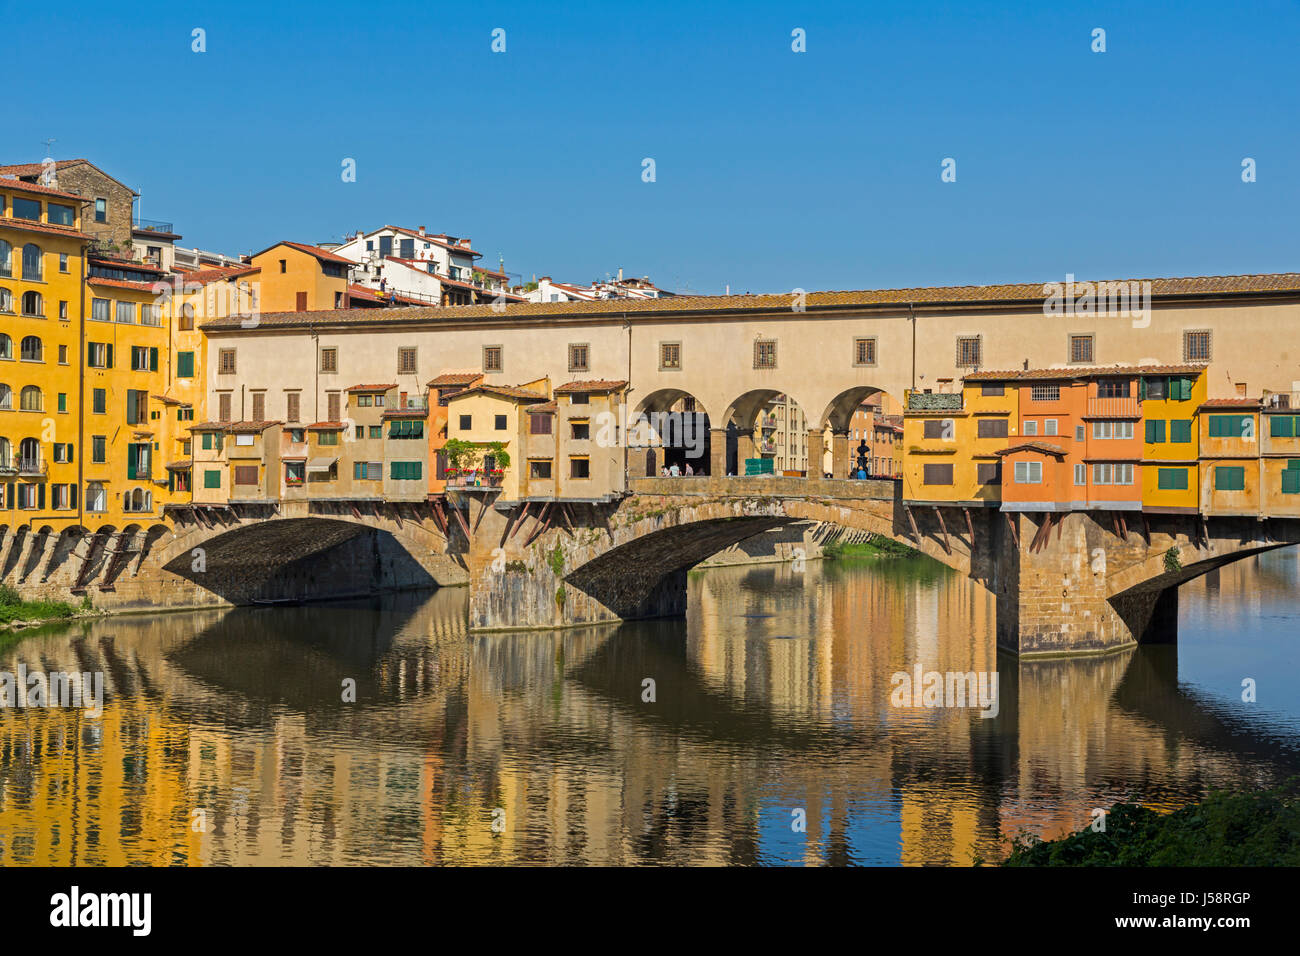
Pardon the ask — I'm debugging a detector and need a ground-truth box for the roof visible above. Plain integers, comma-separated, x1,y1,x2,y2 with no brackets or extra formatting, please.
251,240,352,266
346,383,396,393
189,422,228,431
150,394,189,406
448,384,549,402
365,225,483,259
200,273,1300,332
383,407,429,418
307,421,346,430
531,401,557,413
0,217,90,242
165,460,192,471
1200,398,1262,409
965,363,1207,382
225,420,282,433
428,372,483,387
176,265,258,286
0,177,87,202
0,159,139,196
996,441,1068,458
554,379,629,393
87,276,158,293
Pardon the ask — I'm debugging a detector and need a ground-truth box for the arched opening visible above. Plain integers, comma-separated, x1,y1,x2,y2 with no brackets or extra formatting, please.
631,388,712,477
20,291,42,317
18,437,39,471
19,385,42,412
819,386,905,480
721,389,813,478
19,335,41,361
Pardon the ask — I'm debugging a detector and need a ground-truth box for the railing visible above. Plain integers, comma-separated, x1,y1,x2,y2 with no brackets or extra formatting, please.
1087,396,1139,418
906,391,963,411
18,457,46,476
133,217,175,234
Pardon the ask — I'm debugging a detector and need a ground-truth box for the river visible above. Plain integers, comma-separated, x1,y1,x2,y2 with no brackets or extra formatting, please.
2,549,1298,866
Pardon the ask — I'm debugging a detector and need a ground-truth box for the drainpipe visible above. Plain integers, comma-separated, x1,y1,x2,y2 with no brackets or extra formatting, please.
624,314,631,490
77,240,87,529
908,301,917,392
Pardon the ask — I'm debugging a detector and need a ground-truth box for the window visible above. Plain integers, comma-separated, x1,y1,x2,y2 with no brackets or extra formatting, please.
1094,420,1134,440
92,389,106,414
494,414,507,431
140,303,159,326
570,457,590,479
529,460,552,479
126,443,151,479
251,392,265,421
1144,419,1166,443
91,297,110,322
659,342,681,370
290,428,305,443
1023,420,1038,436
923,463,954,485
369,425,382,439
390,461,422,481
1075,424,1085,441
570,392,589,405
1157,468,1189,490
1269,415,1300,438
568,343,589,372
19,385,42,411
356,395,372,408
327,392,341,421
57,393,66,413
13,199,41,221
131,346,158,371
1074,463,1086,485
115,301,135,324
286,392,300,422
203,470,221,489
1029,384,1060,402
980,383,1004,396
1144,377,1167,400
20,244,41,281
20,291,41,316
317,429,340,446
279,259,287,274
977,462,1001,485
178,304,195,330
571,421,590,440
1044,419,1058,436
317,347,338,373
389,419,424,439
1207,414,1252,438
177,351,195,378
530,413,552,435
955,336,982,368
353,461,382,481
753,339,777,369
234,465,259,486
94,198,107,223
87,342,111,368
923,419,952,440
0,289,9,314
1184,330,1212,363
1014,461,1042,484
1069,334,1094,364
20,336,42,362
218,393,232,422
1092,463,1134,485
854,337,877,367
219,348,236,375
1097,378,1129,398
1214,466,1245,491
483,345,503,372
285,462,305,485
398,347,417,374
459,414,472,430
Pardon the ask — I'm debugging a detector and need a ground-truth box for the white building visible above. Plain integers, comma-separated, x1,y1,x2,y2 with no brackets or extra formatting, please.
332,225,524,306
524,269,671,303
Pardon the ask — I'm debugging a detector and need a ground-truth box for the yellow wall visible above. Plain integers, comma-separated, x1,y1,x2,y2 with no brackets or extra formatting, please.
250,245,346,313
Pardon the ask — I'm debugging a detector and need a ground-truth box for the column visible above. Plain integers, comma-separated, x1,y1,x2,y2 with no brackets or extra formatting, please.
806,429,824,479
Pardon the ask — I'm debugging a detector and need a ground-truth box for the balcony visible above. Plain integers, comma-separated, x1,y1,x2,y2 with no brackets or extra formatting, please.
133,217,175,235
17,457,46,477
1086,396,1140,419
906,391,963,411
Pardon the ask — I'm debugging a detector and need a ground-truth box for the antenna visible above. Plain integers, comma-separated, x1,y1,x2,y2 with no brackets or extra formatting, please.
41,137,56,156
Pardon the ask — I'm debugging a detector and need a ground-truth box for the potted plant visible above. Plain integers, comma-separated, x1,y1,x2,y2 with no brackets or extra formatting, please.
442,439,476,485
486,442,510,486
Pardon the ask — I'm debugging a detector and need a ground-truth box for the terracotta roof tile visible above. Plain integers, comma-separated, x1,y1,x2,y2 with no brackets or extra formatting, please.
0,177,88,202
1200,398,1262,408
428,372,483,387
307,421,346,430
450,384,548,402
996,441,1068,457
201,273,1300,332
226,420,282,432
87,276,159,292
965,363,1207,382
553,379,629,393
345,383,396,392
0,217,90,242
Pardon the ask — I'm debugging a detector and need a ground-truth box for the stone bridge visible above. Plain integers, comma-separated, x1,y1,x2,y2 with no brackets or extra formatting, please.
4,478,1297,658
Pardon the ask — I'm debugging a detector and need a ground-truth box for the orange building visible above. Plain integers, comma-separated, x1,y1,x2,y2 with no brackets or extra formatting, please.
426,372,484,493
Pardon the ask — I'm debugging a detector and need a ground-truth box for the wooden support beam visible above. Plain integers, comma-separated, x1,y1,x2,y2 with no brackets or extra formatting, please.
932,506,951,554
473,494,491,534
1141,513,1151,543
903,505,921,542
431,499,448,535
963,507,975,550
1004,512,1020,549
509,502,532,540
1029,513,1053,553
1115,513,1127,541
560,503,576,536
451,503,471,541
523,514,553,548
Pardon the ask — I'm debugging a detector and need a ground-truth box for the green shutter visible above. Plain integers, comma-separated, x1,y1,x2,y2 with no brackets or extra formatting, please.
1157,468,1188,490
6,483,12,510
1215,466,1245,491
1283,471,1300,495
57,393,66,413
1170,419,1191,443
106,344,113,368
1138,377,1147,401
37,484,44,510
204,469,221,489
127,444,138,479
149,347,159,371
69,483,77,509
1145,420,1165,443
126,390,138,425
1181,378,1192,400
177,351,194,378
65,443,73,463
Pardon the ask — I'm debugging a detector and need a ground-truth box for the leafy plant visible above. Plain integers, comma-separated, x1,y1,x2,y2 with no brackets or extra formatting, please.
486,440,510,470
1164,546,1182,573
442,438,477,473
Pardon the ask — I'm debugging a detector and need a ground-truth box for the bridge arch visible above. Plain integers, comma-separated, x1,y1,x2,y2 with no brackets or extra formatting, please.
631,387,713,476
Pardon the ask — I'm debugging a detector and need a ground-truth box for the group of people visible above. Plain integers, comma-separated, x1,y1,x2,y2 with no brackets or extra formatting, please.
660,462,702,477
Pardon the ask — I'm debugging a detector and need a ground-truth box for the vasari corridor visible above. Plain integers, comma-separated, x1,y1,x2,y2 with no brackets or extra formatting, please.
2,0,1297,940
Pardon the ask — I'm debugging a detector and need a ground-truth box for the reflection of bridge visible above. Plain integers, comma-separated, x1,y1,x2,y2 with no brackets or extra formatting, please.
5,472,1298,656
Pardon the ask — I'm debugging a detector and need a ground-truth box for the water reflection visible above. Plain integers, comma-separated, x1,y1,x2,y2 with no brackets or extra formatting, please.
2,550,1299,866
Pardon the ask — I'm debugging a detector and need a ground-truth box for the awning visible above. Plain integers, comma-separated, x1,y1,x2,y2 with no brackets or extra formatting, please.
306,456,337,473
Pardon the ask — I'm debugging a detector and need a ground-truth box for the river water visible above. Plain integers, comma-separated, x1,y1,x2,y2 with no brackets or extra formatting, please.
1,550,1298,866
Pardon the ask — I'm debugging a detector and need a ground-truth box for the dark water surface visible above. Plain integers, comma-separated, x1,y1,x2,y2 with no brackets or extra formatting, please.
1,551,1298,866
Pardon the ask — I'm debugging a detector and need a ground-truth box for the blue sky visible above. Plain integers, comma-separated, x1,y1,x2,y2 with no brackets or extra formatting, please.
10,0,1298,293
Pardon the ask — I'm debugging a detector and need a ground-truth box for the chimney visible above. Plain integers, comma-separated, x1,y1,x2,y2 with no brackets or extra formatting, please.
419,226,425,236
618,267,623,282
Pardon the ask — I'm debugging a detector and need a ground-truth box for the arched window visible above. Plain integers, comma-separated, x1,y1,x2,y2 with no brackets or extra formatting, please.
0,385,10,410
18,437,39,470
0,334,10,359
0,288,11,313
20,291,42,316
86,482,107,513
19,336,41,361
19,385,42,411
0,438,9,469
0,239,11,277
21,244,42,281
178,303,195,330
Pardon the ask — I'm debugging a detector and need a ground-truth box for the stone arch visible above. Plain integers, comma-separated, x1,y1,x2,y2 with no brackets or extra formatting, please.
817,384,905,480
43,526,88,582
631,387,713,477
720,388,814,477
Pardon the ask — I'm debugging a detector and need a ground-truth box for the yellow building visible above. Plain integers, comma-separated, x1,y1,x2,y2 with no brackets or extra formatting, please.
1197,398,1261,516
247,241,350,313
1139,366,1205,514
446,380,551,500
902,380,1017,506
1,179,88,527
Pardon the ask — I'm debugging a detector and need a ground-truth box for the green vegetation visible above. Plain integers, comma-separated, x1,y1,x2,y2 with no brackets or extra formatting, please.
546,544,565,576
485,441,511,470
0,584,81,626
442,438,476,472
1164,546,1182,573
555,585,566,609
1002,785,1300,866
822,536,919,560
